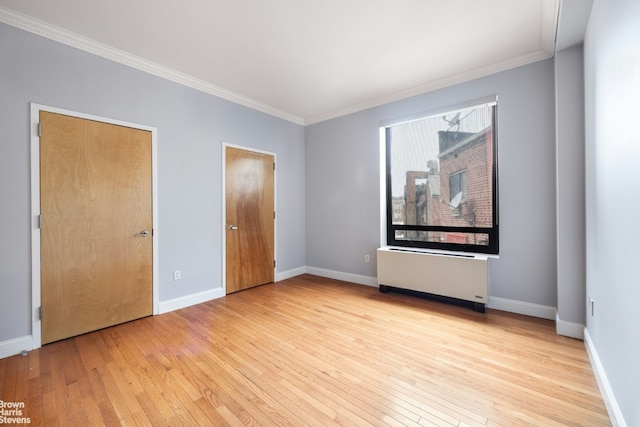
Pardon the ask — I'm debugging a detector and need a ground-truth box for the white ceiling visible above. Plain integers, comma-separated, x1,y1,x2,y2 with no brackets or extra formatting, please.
0,1,567,124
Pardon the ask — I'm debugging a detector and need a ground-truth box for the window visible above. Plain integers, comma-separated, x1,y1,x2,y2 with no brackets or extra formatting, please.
383,100,498,254
449,170,467,217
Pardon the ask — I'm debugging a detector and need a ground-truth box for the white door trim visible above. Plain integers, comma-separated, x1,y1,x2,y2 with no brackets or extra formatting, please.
30,103,160,349
221,142,277,295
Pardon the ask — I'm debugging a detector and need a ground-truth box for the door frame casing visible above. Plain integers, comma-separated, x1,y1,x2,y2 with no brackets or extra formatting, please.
222,143,277,295
30,103,160,349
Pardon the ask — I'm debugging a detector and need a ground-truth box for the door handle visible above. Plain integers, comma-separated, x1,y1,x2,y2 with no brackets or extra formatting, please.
139,230,150,237
227,225,238,230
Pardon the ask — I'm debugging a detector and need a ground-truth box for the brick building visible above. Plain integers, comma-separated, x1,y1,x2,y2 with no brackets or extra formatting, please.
395,127,492,245
425,127,494,245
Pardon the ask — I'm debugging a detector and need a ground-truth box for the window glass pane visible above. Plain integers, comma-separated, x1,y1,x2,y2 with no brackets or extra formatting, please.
389,105,494,229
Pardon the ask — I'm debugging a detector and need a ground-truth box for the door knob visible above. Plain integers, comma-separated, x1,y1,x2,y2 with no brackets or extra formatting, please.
227,225,238,230
139,230,150,237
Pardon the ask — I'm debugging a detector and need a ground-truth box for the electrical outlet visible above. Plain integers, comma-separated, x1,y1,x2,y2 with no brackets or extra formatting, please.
364,254,370,263
173,270,181,281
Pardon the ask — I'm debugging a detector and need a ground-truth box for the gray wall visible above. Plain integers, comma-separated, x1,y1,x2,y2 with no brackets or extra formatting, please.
555,44,586,327
0,23,306,342
584,0,640,425
306,59,559,307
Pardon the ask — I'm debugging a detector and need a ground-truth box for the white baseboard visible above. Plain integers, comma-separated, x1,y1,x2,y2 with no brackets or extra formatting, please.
0,289,225,360
305,266,378,287
305,266,557,321
276,266,306,282
160,266,310,314
487,296,556,320
157,265,371,314
584,328,626,427
555,312,585,339
0,335,33,359
0,267,567,359
158,287,225,314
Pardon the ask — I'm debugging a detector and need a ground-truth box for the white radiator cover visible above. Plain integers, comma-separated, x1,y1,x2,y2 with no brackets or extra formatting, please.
377,247,488,305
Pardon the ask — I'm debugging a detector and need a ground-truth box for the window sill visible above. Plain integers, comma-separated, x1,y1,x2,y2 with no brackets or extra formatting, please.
381,245,500,259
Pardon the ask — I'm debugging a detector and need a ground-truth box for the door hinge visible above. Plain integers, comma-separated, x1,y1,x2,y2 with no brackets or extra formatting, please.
37,122,41,137
37,215,42,229
273,211,276,219
38,306,42,321
274,260,276,268
273,162,276,171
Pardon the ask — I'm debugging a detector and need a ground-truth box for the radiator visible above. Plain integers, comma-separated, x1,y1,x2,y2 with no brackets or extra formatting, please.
376,247,488,312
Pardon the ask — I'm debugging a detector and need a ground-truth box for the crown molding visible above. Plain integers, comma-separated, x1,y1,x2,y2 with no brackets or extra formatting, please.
0,6,305,126
1,4,559,127
304,49,552,125
541,0,560,55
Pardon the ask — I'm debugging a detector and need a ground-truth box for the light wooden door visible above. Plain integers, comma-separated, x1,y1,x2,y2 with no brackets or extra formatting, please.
225,146,275,293
40,111,153,344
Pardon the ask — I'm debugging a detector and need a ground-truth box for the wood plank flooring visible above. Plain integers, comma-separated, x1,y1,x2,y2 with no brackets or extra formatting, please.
0,274,609,426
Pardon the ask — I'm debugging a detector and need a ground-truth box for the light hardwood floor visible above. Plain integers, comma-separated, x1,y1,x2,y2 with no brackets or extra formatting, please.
0,274,609,426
